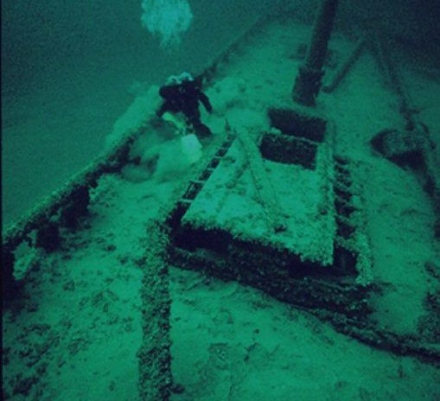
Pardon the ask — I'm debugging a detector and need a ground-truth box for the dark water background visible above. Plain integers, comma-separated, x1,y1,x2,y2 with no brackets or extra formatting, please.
2,0,439,226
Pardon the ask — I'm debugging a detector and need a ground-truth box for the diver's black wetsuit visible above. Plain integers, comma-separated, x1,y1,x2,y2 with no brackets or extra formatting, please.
157,80,213,137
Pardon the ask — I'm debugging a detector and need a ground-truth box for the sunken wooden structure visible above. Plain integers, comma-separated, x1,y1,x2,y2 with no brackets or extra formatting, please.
159,110,439,366
3,5,440,401
166,108,373,321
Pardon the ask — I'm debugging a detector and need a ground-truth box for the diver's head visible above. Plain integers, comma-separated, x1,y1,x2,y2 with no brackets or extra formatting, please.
166,72,194,86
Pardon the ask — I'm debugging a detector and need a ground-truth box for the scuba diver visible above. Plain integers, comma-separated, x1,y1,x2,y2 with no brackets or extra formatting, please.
156,72,213,138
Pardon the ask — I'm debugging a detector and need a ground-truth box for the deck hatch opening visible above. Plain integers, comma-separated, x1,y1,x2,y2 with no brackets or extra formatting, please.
268,107,327,142
260,132,318,169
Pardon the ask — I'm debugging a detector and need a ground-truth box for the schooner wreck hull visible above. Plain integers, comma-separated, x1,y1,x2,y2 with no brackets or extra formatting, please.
3,5,440,401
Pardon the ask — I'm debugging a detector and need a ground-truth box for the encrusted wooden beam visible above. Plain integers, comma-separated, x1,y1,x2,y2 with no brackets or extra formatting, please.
138,220,172,401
